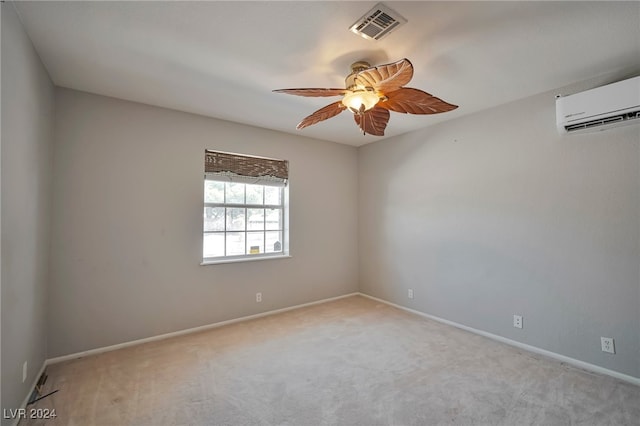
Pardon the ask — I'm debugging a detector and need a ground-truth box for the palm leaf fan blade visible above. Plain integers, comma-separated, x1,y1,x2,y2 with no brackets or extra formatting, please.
353,107,390,136
354,58,414,93
296,101,347,130
272,88,347,97
379,88,458,114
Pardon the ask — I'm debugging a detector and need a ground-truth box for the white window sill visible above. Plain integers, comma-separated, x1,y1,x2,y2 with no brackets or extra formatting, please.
200,254,292,266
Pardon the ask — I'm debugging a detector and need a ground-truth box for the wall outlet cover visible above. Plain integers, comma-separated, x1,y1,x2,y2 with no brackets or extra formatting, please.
513,315,523,329
600,337,615,354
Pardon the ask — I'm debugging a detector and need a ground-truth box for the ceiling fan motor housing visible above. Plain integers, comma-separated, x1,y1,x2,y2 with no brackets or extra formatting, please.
345,61,372,90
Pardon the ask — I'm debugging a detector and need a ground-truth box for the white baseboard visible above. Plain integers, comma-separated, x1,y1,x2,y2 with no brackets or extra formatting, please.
47,292,359,365
11,360,48,426
358,292,640,387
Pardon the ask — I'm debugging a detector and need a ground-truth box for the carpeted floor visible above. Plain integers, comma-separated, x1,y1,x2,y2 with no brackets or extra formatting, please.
21,295,640,425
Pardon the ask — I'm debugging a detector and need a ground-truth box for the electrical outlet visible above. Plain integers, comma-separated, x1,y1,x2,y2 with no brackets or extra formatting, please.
601,337,615,354
22,361,27,383
256,292,262,303
513,315,523,329
408,289,414,299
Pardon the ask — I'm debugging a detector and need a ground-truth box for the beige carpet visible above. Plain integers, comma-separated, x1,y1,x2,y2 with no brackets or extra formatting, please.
21,296,640,426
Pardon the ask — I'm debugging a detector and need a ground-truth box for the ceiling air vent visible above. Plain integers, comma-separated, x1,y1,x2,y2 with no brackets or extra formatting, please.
349,3,407,41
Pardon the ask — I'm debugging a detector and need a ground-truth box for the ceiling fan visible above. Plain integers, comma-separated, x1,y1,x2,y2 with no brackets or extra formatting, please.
274,58,458,136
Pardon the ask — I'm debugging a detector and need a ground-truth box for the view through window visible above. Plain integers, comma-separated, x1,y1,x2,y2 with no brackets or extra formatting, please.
203,181,285,259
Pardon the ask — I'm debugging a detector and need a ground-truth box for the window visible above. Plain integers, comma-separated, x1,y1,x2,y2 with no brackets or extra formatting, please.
203,150,288,263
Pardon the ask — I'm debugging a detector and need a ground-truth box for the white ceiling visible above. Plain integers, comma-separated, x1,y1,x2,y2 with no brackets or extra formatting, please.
13,1,640,146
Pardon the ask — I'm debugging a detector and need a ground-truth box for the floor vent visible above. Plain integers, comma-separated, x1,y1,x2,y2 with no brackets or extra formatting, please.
349,3,407,41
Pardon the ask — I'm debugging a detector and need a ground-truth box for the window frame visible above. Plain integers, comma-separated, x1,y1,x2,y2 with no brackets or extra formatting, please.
202,179,289,265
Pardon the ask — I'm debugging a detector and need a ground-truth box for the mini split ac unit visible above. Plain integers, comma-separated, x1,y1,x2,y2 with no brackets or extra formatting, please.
556,76,640,134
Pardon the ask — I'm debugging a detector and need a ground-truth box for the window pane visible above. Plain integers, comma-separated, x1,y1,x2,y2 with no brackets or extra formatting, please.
226,208,245,231
247,232,264,255
266,208,282,230
265,231,283,253
264,186,281,205
203,168,287,261
204,180,224,203
226,232,245,256
246,184,264,205
225,182,245,204
203,233,225,258
247,208,264,231
204,207,225,231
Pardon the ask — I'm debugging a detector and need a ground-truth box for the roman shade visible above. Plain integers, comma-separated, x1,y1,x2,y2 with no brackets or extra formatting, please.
205,150,289,187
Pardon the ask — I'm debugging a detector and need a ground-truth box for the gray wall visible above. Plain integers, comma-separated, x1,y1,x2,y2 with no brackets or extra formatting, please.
49,89,359,357
1,3,55,422
358,81,640,378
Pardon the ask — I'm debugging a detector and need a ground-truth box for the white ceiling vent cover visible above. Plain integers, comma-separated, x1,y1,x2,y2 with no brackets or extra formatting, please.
349,3,407,41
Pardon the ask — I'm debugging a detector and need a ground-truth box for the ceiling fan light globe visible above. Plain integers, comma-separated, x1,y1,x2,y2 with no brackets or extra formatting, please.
341,90,379,112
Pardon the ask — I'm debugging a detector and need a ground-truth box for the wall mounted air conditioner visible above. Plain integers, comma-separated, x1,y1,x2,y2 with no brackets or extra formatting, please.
556,76,640,134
